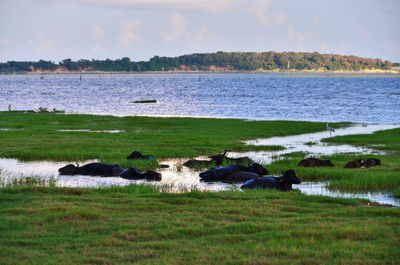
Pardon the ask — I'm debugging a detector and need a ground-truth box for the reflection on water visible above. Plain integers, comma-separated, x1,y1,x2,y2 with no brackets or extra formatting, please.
1,157,399,206
1,124,400,206
228,124,400,164
295,182,400,207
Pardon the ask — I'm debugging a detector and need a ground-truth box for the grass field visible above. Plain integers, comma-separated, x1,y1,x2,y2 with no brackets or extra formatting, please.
1,185,399,264
0,111,338,167
1,112,400,264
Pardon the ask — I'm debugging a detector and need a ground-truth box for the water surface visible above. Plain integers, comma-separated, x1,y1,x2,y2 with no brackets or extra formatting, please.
1,73,399,123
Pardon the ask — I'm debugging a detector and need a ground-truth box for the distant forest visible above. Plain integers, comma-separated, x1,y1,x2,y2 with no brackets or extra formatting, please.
0,51,397,73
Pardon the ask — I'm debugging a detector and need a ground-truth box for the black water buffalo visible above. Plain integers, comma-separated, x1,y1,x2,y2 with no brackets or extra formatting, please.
241,169,301,191
213,150,254,166
119,167,162,181
184,150,254,168
58,163,124,176
199,163,270,183
58,163,162,181
183,159,213,168
183,151,227,168
127,151,155,160
344,158,381,169
344,159,364,169
298,158,334,167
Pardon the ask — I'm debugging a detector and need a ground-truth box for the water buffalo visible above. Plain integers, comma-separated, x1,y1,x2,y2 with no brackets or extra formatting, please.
298,158,334,167
213,150,254,166
364,158,381,167
183,159,213,168
127,151,155,160
344,159,364,169
58,163,124,176
184,150,254,168
344,158,381,169
183,151,227,168
199,163,270,183
58,162,162,181
241,169,301,191
119,167,162,181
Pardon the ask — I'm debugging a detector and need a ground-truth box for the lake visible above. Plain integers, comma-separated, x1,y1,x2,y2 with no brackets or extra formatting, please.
1,73,399,123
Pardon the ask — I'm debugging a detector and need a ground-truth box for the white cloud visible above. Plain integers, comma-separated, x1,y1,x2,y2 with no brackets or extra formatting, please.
188,25,215,48
249,0,286,29
35,0,241,13
383,42,400,56
388,4,400,12
118,20,143,47
160,14,215,48
288,26,304,42
91,25,105,39
356,26,368,41
160,14,188,44
92,43,105,54
0,35,10,45
356,26,367,35
37,33,54,52
313,16,320,26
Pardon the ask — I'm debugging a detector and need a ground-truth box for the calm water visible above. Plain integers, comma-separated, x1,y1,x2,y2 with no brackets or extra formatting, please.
1,73,399,123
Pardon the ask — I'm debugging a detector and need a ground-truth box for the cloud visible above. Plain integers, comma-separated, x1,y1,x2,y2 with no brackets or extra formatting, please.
160,14,188,44
388,4,400,12
118,20,143,47
0,35,10,45
37,33,54,52
91,25,105,39
188,25,215,48
35,0,241,13
92,44,105,54
287,26,304,42
248,0,286,29
383,42,400,57
318,43,329,54
356,26,368,41
313,16,320,26
356,26,367,34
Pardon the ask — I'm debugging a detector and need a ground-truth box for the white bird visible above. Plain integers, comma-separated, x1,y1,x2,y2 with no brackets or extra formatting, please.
326,122,335,136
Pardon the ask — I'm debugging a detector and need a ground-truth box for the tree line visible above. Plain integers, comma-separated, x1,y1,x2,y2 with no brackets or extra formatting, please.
0,51,396,73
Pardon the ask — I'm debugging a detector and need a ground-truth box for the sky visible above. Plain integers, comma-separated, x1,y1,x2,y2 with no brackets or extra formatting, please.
0,0,399,63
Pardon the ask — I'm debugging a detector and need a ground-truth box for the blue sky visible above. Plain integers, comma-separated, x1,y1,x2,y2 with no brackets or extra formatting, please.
0,0,399,62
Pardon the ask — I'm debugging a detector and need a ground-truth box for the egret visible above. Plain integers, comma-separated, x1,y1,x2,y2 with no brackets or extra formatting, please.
326,122,335,136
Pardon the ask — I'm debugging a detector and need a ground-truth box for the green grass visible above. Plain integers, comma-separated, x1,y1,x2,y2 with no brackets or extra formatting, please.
265,128,400,193
1,112,400,263
0,185,399,264
0,111,338,168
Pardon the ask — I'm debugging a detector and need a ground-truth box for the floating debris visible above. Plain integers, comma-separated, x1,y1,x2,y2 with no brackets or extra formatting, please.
131,99,157,103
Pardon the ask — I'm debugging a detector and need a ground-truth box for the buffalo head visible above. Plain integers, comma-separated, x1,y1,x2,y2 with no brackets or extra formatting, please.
280,169,301,184
145,170,162,181
209,150,227,165
249,163,270,175
58,164,78,175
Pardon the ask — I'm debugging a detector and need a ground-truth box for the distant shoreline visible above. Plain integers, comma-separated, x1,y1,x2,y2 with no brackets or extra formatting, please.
2,69,399,75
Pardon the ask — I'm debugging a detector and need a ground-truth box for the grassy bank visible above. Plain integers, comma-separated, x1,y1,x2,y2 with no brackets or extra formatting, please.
1,112,400,193
1,112,400,263
0,111,335,167
0,185,399,264
266,127,400,192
